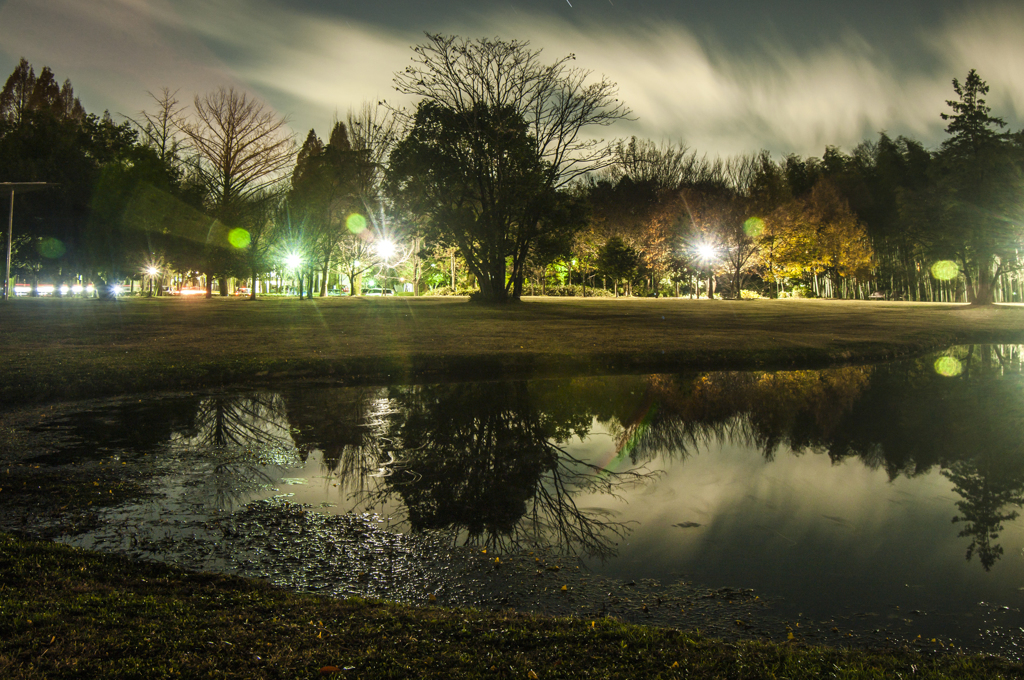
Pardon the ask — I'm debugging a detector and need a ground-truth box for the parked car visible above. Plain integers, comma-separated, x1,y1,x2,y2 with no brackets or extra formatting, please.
363,287,394,296
232,286,251,297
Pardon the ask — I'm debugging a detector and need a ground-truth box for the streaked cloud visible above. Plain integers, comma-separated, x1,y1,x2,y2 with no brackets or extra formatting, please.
1,0,1022,158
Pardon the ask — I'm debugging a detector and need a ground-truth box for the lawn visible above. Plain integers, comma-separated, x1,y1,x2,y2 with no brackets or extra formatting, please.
3,295,1024,678
1,532,1020,679
2,295,1023,407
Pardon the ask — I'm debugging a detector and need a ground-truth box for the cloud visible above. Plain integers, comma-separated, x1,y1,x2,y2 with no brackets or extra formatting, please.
2,0,1022,158
0,0,241,117
464,9,1020,157
928,3,1024,124
160,0,418,135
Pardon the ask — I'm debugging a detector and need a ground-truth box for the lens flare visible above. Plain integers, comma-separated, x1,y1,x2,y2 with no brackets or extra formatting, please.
285,253,303,270
743,217,764,238
228,228,251,248
38,238,66,258
346,214,367,234
377,239,396,259
934,356,963,377
930,260,959,281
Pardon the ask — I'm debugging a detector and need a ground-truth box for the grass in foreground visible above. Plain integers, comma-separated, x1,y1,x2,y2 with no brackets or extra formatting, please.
0,533,1020,679
2,296,1024,407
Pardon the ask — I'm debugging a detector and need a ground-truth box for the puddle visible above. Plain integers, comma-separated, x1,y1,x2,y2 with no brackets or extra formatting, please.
2,344,1023,659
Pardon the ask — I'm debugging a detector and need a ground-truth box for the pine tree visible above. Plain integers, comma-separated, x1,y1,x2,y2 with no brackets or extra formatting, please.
0,58,35,125
940,69,1006,158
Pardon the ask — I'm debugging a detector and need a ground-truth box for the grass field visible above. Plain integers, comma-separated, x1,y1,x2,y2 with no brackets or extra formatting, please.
2,295,1023,407
1,532,1021,679
3,296,1024,677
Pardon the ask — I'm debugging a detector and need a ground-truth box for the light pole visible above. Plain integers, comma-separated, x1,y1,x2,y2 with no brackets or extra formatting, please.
285,252,303,298
2,183,55,301
696,243,717,299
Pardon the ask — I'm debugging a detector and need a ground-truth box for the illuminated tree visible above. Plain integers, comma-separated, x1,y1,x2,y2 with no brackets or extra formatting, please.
760,180,873,296
176,87,295,297
390,34,629,303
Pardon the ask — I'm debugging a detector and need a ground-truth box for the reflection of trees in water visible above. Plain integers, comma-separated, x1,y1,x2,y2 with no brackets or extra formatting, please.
936,345,1024,570
170,392,300,510
615,367,873,464
372,382,655,559
180,347,1022,569
608,346,1024,571
280,387,396,504
177,392,296,453
944,458,1024,570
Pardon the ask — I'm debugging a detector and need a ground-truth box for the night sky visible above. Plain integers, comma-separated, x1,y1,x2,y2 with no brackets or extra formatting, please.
1,0,1021,157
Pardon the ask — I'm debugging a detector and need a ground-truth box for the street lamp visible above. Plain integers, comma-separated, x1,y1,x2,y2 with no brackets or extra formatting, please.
3,182,56,301
695,243,718,299
376,239,396,261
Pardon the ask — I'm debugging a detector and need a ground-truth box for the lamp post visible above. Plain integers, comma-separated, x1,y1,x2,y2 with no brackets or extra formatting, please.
285,252,303,298
3,183,55,301
696,243,717,299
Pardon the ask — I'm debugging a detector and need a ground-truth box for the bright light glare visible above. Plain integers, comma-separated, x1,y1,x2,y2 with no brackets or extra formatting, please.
376,239,396,260
931,260,959,281
285,253,303,270
934,356,964,377
72,284,83,294
111,285,123,296
85,285,95,294
146,266,159,277
36,284,55,295
697,244,716,260
60,285,69,295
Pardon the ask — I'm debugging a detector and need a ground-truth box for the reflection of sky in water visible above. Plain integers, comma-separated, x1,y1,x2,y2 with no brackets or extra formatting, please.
567,426,1024,624
19,345,1024,647
205,407,1023,629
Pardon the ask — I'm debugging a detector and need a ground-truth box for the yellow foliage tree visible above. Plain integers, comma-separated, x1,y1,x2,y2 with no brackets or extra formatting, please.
759,180,874,296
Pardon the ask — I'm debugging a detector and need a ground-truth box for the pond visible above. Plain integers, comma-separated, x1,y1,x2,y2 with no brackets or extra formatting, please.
1,344,1022,659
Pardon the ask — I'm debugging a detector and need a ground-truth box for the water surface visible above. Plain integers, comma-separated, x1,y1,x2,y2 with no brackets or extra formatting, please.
5,344,1023,657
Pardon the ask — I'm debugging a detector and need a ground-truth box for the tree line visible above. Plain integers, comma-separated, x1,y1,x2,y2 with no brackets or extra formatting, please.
1,35,1021,304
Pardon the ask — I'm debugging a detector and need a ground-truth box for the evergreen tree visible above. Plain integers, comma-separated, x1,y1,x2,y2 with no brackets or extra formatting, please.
908,69,1024,305
0,58,34,126
941,69,1007,158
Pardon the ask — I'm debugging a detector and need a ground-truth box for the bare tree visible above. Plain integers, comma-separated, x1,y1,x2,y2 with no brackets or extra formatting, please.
175,87,295,296
130,88,187,167
331,104,413,295
347,102,404,227
176,87,295,226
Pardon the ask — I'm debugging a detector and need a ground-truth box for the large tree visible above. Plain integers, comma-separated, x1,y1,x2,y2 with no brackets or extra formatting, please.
175,87,295,296
923,69,1022,305
389,34,629,303
389,101,555,301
